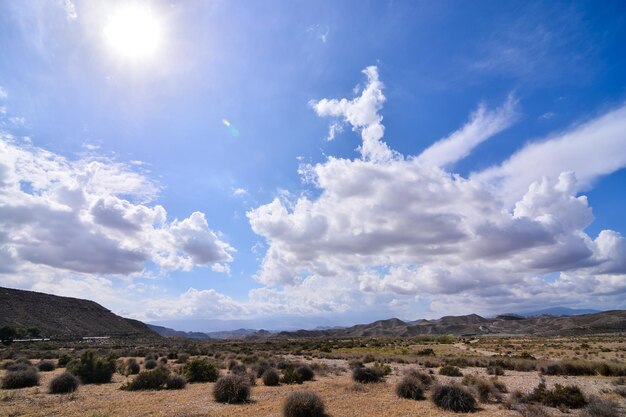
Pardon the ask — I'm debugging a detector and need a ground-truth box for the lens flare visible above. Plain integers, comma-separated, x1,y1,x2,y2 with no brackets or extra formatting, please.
222,119,240,137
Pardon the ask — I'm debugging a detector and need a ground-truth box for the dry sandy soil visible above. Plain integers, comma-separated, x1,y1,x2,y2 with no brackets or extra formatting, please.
1,358,624,417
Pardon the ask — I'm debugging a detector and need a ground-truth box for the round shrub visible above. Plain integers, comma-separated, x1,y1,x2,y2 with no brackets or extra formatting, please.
527,383,587,409
283,390,325,417
396,376,425,400
352,366,384,384
432,384,476,412
6,362,31,372
296,365,314,382
262,368,280,386
2,368,39,389
183,357,219,383
213,375,250,404
67,350,115,384
405,369,435,387
439,365,463,377
58,353,72,368
144,358,158,370
166,373,187,390
282,365,304,385
255,360,272,378
121,368,169,391
126,358,140,375
176,353,190,364
49,372,79,394
230,364,247,374
582,397,620,417
38,360,56,372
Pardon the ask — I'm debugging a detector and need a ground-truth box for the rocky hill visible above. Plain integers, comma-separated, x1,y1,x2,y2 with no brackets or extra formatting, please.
271,310,626,338
0,287,158,339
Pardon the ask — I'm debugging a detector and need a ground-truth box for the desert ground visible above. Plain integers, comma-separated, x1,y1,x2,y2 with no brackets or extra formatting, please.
1,335,625,417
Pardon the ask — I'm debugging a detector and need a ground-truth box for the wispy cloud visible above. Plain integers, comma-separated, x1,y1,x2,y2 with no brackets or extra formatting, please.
475,103,626,204
417,95,518,167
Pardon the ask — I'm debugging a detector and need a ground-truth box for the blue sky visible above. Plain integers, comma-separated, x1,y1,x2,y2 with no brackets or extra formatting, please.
1,1,626,331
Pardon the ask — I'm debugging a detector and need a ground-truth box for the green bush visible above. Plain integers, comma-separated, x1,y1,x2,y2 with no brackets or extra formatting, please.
183,357,219,383
262,368,280,386
352,366,384,383
213,375,250,404
439,365,463,377
166,373,186,390
2,368,39,389
417,348,436,356
282,365,304,384
431,384,476,412
58,353,72,368
283,390,325,417
176,353,190,364
396,376,425,400
49,372,79,394
67,350,115,384
527,383,587,409
121,368,169,391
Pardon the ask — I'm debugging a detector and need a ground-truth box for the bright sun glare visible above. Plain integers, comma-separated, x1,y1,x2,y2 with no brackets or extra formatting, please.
104,5,161,59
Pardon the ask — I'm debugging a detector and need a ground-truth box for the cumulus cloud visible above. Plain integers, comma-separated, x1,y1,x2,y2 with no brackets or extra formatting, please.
310,66,398,162
417,95,518,167
245,66,626,318
0,135,234,278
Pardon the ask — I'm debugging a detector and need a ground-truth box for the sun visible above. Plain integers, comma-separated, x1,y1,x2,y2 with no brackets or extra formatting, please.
104,4,162,59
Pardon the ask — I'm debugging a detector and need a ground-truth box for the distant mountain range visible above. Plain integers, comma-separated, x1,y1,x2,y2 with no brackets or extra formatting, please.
146,324,260,340
1,287,622,340
517,306,600,317
0,287,157,338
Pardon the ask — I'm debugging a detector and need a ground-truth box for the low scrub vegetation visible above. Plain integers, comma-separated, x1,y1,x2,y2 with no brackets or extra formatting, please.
49,372,79,394
121,368,170,391
431,384,476,413
166,373,187,390
439,365,463,377
262,368,280,386
67,350,115,384
37,360,55,372
213,375,251,404
1,367,39,389
283,390,326,417
526,382,587,409
395,375,425,400
183,357,219,383
352,366,385,383
581,397,620,417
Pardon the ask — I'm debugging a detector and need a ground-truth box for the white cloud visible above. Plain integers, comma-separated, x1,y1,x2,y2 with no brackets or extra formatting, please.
0,86,7,99
417,95,518,167
244,66,626,318
310,66,398,162
231,187,248,197
59,0,77,21
0,135,234,278
475,104,626,204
